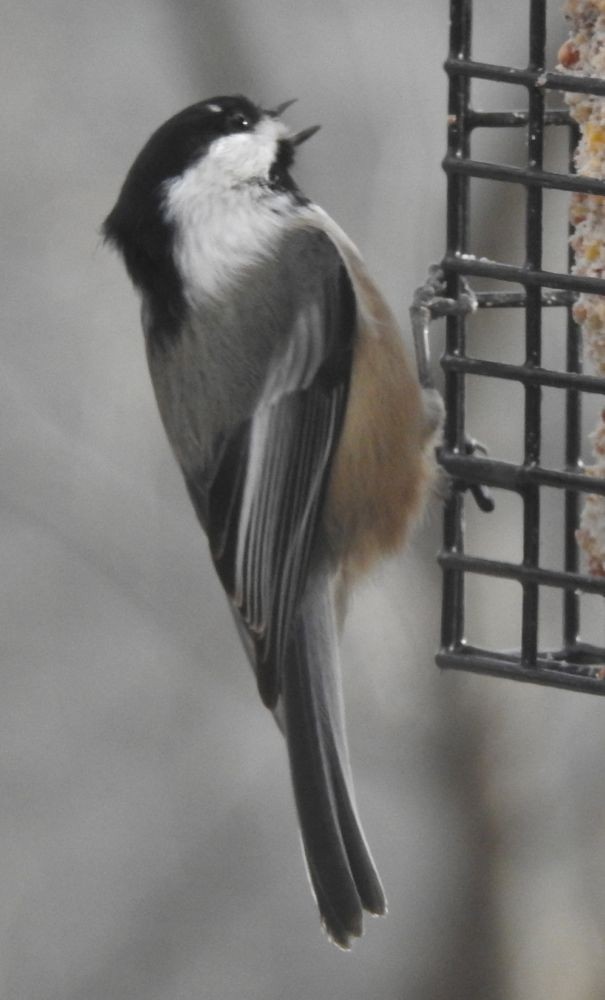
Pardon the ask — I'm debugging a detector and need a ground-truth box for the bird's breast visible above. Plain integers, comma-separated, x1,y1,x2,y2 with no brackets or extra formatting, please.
163,179,295,302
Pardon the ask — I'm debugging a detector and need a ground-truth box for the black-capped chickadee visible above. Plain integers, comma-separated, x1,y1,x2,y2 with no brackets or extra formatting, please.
104,95,442,948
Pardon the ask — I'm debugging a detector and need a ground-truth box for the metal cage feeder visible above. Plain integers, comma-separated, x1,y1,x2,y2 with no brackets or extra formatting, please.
414,0,605,694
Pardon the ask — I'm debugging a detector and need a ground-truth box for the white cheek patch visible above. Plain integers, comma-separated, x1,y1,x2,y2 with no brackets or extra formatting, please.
162,116,294,300
202,116,290,185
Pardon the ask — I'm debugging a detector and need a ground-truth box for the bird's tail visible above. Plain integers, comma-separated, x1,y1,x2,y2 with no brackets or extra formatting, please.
281,574,386,948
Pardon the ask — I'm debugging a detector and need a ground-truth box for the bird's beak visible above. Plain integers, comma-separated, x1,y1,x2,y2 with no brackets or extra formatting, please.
267,98,298,117
290,124,321,146
265,100,321,146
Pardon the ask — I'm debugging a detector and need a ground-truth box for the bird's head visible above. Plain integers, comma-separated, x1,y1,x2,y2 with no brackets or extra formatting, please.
103,95,319,258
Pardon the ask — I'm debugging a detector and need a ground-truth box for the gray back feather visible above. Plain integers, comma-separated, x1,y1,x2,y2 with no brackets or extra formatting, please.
143,226,337,477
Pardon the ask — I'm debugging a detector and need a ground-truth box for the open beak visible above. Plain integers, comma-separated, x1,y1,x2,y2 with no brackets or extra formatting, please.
265,100,321,145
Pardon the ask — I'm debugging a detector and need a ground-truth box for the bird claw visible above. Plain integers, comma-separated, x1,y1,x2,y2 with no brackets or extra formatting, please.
463,436,488,458
462,436,495,513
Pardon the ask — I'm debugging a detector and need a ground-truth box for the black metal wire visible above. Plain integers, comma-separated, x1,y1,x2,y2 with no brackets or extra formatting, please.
433,0,605,694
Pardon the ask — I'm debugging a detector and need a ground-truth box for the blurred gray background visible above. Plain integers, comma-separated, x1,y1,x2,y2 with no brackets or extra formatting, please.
2,1,604,998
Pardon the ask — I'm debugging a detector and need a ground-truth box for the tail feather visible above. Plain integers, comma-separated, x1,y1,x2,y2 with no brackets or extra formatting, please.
282,575,386,948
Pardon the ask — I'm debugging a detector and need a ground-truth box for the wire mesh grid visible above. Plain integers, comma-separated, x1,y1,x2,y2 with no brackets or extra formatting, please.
422,0,605,694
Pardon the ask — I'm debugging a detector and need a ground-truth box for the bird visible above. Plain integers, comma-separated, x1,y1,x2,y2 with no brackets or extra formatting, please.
103,94,442,948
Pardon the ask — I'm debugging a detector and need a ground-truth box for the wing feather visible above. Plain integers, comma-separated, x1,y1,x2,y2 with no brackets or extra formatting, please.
183,228,356,707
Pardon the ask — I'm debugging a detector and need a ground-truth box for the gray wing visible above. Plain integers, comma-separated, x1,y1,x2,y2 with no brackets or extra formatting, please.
185,228,356,708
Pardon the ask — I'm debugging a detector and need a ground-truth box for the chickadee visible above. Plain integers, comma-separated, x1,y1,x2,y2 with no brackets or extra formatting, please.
104,95,441,948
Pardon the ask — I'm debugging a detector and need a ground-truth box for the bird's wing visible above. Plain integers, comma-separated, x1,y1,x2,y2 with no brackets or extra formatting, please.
186,227,356,708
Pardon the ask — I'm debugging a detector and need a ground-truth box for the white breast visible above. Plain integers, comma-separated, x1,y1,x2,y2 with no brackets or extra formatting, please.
162,116,295,301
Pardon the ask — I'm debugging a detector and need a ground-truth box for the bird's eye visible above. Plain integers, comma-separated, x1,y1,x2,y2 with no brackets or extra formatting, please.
228,112,252,132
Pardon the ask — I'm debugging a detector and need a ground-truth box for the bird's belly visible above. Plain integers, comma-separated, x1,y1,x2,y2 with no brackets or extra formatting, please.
323,319,435,583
